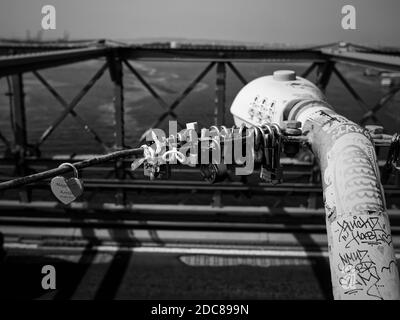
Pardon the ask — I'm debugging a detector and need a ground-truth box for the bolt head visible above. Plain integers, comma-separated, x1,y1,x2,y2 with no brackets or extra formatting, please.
365,125,384,134
283,120,302,129
273,70,296,81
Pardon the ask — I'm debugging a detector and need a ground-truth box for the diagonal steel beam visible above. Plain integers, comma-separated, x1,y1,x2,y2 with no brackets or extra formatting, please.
123,59,184,128
10,74,27,152
315,61,335,92
301,62,317,78
332,66,369,112
138,62,216,141
226,62,248,85
36,62,108,147
32,70,109,151
360,86,400,125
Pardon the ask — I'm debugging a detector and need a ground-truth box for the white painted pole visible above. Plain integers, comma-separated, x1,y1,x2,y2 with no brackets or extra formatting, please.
296,103,400,299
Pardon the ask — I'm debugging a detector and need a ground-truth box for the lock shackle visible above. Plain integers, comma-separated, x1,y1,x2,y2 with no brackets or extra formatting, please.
255,126,265,147
220,126,229,136
271,123,282,137
262,124,274,146
58,162,79,179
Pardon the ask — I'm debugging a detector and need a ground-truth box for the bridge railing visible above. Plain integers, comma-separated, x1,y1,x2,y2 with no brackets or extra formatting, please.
0,41,399,212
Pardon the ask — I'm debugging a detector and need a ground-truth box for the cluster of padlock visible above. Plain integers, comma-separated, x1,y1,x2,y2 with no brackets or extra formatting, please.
252,120,303,184
130,121,304,184
43,120,400,206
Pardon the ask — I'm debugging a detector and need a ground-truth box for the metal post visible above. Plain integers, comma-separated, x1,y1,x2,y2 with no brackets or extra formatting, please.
296,104,400,300
108,55,126,205
10,73,29,202
212,62,226,206
214,62,226,125
11,74,27,153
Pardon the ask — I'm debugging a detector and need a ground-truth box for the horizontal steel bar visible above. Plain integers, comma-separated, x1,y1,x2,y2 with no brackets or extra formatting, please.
0,155,315,166
1,178,323,192
120,47,326,62
0,216,343,233
2,46,400,77
1,200,400,217
0,47,110,76
323,50,400,71
2,176,397,191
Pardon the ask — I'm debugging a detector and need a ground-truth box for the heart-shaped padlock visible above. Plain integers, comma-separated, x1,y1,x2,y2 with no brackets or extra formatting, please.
50,163,84,205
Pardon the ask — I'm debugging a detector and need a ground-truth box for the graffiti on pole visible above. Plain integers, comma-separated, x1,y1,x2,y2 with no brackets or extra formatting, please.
331,213,398,299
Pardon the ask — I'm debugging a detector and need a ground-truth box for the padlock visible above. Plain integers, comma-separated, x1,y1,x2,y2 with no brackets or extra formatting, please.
200,163,228,183
50,162,84,204
258,124,283,184
251,127,263,164
263,125,275,170
259,128,273,183
144,158,160,180
270,124,283,184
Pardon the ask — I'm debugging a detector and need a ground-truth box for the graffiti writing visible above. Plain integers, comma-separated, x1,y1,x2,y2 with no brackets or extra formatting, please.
336,215,392,248
337,248,384,299
331,213,399,299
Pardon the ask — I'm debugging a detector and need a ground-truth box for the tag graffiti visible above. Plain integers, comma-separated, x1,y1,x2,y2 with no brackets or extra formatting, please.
336,215,392,249
331,214,399,299
337,249,381,297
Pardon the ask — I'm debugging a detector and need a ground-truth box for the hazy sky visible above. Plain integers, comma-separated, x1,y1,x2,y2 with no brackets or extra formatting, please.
0,0,399,46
